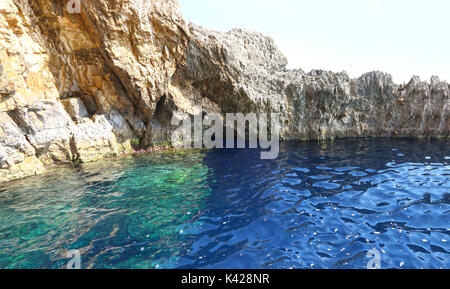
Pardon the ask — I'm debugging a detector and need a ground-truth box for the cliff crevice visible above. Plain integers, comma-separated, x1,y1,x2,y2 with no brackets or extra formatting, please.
0,0,448,183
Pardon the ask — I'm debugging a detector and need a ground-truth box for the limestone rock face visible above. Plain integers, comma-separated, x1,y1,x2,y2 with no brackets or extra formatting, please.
181,23,449,141
0,0,190,182
0,0,449,183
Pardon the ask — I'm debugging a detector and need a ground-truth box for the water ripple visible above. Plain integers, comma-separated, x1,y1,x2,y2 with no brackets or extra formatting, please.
0,139,448,269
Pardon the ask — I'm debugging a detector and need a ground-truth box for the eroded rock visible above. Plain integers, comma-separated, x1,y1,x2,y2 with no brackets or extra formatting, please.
0,0,191,182
0,0,448,183
180,23,449,141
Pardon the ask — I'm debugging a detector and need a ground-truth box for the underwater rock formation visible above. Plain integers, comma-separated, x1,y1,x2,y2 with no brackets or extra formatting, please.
0,0,192,182
0,0,448,182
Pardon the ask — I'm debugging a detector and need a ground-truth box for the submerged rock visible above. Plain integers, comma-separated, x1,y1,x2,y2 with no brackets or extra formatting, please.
0,0,190,182
0,0,448,182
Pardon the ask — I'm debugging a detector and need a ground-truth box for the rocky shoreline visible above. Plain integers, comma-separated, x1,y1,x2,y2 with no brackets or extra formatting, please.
1,0,448,183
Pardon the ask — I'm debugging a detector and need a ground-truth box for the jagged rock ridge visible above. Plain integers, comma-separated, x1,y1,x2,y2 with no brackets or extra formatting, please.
0,0,448,183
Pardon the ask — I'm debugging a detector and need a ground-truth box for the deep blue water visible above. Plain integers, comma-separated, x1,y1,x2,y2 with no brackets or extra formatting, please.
0,139,448,269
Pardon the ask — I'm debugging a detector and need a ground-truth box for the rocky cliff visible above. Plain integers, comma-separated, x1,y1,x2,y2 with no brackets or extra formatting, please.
0,0,448,183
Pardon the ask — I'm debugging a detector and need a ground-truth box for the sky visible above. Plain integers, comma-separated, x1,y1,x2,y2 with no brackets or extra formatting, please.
179,0,449,83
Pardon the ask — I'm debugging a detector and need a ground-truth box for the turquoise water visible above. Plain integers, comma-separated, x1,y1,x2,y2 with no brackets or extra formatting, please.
0,139,448,269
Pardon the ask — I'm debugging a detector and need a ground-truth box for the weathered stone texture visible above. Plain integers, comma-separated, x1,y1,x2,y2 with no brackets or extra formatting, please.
0,0,448,183
181,24,449,141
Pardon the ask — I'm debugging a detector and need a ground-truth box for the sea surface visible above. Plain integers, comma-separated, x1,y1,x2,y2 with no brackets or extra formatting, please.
0,139,448,269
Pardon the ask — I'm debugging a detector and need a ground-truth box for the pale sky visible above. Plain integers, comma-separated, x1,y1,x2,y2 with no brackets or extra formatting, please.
179,0,449,83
